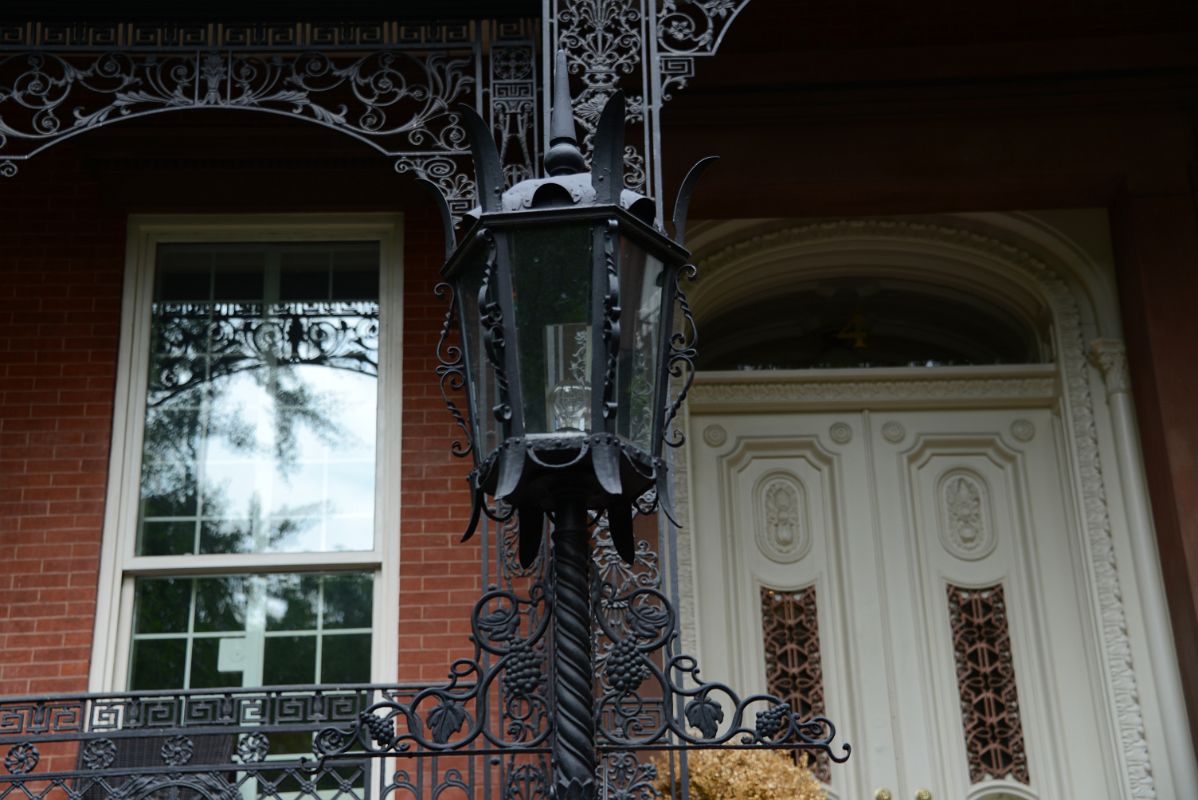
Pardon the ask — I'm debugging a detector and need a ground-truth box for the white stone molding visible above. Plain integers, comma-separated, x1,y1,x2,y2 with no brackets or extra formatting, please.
1090,340,1198,793
689,366,1057,412
678,219,1157,798
671,400,699,660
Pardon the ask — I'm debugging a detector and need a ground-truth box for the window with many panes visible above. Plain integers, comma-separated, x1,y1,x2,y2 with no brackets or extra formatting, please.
92,217,401,693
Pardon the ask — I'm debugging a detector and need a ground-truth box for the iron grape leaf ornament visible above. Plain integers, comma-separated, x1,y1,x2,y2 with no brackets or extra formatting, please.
478,607,520,642
684,697,724,739
629,604,670,640
427,701,468,744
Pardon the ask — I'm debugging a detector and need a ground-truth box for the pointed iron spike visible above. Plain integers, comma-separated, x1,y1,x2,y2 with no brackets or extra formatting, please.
456,104,505,212
518,505,545,568
460,486,483,543
590,91,626,204
494,442,525,501
592,441,623,497
671,156,719,247
609,501,636,565
544,50,587,176
415,177,457,258
655,471,680,527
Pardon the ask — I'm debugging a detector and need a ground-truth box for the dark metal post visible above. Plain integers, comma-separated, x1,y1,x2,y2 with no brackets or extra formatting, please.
550,498,595,800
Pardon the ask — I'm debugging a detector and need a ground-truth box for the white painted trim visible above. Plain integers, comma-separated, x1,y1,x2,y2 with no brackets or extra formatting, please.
89,213,404,692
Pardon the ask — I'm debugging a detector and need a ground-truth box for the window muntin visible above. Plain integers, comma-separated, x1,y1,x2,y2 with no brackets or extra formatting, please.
129,572,373,690
137,242,380,557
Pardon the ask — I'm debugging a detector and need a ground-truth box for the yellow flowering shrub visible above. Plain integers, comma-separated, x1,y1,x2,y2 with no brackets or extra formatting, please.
652,749,826,800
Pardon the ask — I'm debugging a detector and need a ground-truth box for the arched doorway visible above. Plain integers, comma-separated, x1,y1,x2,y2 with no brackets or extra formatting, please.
675,215,1195,799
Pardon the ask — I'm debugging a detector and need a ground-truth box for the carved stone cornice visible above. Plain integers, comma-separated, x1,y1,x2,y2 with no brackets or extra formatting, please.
689,367,1058,412
1089,339,1131,396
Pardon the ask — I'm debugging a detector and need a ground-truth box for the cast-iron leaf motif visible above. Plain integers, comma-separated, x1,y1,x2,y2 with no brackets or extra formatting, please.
684,697,724,739
427,701,468,744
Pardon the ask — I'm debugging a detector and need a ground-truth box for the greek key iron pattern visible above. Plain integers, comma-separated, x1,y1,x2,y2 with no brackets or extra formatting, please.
761,586,830,783
947,583,1031,785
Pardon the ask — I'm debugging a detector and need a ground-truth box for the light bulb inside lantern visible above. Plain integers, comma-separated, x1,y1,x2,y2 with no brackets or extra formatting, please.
545,323,591,433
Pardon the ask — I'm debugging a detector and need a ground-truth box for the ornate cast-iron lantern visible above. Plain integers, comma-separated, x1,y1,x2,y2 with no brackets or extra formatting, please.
434,52,715,568
426,51,717,799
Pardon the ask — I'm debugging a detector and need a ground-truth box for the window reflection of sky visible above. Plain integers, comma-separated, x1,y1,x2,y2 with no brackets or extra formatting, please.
197,365,376,553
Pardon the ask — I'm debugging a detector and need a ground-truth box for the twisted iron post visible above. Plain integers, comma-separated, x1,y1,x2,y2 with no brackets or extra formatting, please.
550,499,595,800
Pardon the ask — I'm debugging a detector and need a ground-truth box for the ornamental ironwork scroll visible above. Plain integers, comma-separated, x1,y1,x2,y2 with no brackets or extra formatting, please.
547,0,753,212
947,583,1030,785
0,20,539,220
2,4,754,217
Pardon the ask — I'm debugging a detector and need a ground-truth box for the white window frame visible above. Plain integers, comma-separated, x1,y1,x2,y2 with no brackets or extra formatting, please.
90,214,403,691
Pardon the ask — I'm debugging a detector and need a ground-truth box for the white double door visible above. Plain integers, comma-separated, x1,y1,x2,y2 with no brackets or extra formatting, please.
689,387,1122,799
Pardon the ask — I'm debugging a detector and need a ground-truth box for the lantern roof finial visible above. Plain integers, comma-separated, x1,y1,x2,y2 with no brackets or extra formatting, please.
544,50,587,177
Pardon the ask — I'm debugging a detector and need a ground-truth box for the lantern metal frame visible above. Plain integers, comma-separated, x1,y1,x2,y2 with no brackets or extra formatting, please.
429,52,715,569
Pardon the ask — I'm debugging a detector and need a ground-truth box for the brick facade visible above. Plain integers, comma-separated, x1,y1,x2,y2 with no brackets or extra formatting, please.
0,149,123,696
0,132,484,694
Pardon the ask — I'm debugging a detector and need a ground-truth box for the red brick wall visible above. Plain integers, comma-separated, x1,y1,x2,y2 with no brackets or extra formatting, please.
0,149,124,696
0,141,484,695
397,208,484,682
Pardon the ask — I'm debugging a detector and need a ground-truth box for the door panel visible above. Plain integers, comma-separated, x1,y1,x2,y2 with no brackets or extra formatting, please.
690,402,1117,799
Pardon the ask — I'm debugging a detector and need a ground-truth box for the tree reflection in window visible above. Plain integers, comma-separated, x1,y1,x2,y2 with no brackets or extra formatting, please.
137,242,380,556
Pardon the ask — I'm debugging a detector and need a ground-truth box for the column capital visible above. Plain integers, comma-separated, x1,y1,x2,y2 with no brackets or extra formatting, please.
1088,339,1131,396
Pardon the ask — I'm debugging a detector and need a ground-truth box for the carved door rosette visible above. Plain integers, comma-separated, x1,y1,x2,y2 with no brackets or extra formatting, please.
753,472,811,564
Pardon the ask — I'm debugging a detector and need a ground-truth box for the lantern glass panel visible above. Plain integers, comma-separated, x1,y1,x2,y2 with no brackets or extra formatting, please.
615,236,666,451
457,246,503,456
508,224,595,435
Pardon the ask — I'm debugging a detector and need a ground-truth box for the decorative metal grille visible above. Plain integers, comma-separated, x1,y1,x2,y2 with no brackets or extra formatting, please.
761,586,829,782
0,20,539,220
547,0,753,213
2,2,750,217
947,583,1030,785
